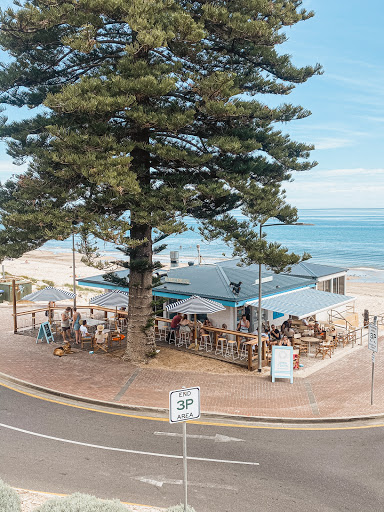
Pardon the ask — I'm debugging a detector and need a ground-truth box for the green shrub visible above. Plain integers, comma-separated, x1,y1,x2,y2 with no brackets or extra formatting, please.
167,505,196,512
0,479,21,512
34,492,131,512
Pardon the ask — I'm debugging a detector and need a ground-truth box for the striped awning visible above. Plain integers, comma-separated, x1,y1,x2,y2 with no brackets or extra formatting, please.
90,290,129,308
246,288,355,319
166,295,226,314
22,286,75,302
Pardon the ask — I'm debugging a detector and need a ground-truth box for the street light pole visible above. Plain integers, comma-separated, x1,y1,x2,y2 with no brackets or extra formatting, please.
72,231,77,309
257,222,314,372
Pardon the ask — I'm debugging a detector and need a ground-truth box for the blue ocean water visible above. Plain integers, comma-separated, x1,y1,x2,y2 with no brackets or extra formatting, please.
42,208,384,272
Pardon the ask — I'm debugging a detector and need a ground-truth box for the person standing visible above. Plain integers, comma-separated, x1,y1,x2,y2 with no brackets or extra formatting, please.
61,307,71,342
237,314,250,333
72,307,81,344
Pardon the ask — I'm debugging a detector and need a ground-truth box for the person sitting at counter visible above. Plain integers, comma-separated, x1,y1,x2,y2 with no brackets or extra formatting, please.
279,335,291,347
270,325,281,341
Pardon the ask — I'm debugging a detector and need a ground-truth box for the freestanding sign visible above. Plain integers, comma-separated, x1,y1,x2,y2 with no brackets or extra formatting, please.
169,387,200,512
369,317,378,405
271,345,293,384
169,387,200,423
36,321,54,344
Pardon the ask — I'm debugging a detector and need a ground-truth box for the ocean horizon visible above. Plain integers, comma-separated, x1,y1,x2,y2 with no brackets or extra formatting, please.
39,208,384,277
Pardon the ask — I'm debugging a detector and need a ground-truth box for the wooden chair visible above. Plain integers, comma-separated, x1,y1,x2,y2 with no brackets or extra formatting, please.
110,326,125,347
315,341,332,359
337,333,349,348
93,332,109,353
80,331,94,350
296,339,308,357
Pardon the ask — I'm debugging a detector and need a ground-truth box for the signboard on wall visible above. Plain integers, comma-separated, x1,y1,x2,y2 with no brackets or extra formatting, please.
271,346,293,384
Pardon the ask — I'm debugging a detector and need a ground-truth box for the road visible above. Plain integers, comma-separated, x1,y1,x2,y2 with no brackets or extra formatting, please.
1,381,384,512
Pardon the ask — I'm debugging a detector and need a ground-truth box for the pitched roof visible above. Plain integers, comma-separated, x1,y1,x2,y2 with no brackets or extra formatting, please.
153,264,312,304
216,258,347,279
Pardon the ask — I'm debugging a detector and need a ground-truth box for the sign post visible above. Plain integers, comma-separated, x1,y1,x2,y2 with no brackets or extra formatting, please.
36,321,55,344
271,346,294,384
368,317,378,405
169,386,200,512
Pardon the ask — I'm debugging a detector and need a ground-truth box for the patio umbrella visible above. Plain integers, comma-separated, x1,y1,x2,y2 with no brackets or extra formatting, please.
166,295,225,346
90,290,129,308
22,286,75,302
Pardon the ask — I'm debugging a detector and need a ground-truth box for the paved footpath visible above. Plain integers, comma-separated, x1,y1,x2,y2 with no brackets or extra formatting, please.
1,321,384,420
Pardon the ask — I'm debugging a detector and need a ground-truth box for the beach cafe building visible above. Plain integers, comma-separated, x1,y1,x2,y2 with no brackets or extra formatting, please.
78,260,355,331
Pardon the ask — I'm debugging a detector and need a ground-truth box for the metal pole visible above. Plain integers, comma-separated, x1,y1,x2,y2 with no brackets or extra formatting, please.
183,420,188,511
371,352,375,406
72,231,77,308
258,224,263,372
371,316,377,405
197,245,200,266
2,264,5,279
12,278,17,333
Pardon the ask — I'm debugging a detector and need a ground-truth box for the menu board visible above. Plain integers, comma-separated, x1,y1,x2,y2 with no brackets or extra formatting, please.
36,322,55,344
271,345,293,384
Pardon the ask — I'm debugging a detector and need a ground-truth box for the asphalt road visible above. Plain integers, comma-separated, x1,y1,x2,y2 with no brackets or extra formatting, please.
1,382,384,512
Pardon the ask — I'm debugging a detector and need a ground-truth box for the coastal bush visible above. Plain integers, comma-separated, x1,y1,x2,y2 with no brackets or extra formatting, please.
0,479,21,512
33,492,131,511
167,505,196,512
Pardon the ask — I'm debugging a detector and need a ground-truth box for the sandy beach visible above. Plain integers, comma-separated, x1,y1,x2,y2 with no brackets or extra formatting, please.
2,250,384,325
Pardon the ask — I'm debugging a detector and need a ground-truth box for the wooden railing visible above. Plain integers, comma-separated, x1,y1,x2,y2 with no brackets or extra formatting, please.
154,317,267,371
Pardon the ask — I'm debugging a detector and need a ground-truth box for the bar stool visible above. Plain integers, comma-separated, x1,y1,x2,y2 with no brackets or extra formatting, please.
168,329,178,345
239,341,249,360
178,331,190,348
225,340,239,360
156,326,168,342
199,333,212,352
215,337,226,356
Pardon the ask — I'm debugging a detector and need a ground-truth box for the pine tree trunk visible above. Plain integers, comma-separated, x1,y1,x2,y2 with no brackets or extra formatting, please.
123,223,156,363
123,124,156,363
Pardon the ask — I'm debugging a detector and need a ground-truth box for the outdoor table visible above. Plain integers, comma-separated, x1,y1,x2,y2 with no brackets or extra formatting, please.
82,318,106,327
301,336,321,356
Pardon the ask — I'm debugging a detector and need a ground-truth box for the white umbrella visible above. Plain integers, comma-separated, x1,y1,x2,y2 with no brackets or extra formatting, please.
22,286,75,302
166,295,225,345
90,290,129,308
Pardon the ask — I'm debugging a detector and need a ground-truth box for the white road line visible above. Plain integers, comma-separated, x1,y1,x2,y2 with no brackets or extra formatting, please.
133,476,238,491
154,432,244,443
0,423,259,466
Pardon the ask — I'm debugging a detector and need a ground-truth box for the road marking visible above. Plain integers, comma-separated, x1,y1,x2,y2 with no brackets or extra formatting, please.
2,381,384,431
133,476,237,491
154,432,244,443
0,423,258,466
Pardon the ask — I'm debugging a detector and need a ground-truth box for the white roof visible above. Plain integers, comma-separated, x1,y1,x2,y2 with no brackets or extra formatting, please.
246,288,355,319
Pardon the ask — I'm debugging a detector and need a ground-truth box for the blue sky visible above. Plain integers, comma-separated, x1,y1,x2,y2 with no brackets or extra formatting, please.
0,0,383,208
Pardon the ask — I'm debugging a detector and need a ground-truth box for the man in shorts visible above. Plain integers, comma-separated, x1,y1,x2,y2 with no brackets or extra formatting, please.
61,307,71,342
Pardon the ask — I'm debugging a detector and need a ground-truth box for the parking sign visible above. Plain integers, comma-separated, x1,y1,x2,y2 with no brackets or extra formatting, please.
368,323,378,353
169,387,200,423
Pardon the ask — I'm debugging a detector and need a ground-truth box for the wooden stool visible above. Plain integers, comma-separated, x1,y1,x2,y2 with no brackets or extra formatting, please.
156,326,168,342
225,340,239,360
199,333,212,352
178,331,190,348
215,337,226,356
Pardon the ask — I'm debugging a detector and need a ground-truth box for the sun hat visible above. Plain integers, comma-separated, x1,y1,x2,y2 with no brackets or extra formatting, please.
97,324,104,332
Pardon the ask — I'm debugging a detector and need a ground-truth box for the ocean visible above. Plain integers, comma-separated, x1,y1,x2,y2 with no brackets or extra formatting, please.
42,208,384,278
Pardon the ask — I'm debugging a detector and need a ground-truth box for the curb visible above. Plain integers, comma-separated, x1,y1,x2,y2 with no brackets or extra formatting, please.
2,371,384,425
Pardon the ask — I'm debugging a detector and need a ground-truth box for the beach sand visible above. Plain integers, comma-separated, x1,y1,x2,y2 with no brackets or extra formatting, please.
2,250,384,324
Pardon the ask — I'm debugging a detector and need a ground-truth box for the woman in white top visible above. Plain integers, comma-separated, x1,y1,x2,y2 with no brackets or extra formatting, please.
237,315,250,333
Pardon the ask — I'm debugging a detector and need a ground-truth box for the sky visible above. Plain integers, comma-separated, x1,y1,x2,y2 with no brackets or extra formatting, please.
0,0,383,208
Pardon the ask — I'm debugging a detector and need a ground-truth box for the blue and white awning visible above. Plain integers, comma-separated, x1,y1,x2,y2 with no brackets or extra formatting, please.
246,288,355,319
22,286,75,302
90,290,129,308
166,295,225,314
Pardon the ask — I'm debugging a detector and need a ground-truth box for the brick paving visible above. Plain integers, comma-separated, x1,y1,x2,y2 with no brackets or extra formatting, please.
1,306,384,419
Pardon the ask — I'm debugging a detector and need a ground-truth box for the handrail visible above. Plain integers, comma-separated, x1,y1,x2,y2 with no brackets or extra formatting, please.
328,309,354,330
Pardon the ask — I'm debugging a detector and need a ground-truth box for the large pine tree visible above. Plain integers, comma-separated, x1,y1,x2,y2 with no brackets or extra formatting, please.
0,0,321,362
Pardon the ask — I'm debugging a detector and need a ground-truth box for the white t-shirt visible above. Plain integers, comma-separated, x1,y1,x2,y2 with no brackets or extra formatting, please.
80,325,89,336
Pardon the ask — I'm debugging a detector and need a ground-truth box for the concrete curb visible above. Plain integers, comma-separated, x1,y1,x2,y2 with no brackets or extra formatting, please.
2,371,384,425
